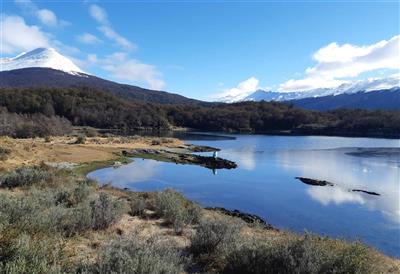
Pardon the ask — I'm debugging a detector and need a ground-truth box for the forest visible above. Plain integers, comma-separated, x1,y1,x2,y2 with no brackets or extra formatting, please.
0,87,399,138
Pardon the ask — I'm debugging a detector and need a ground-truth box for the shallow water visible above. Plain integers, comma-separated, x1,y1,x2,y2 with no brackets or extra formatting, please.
89,134,400,257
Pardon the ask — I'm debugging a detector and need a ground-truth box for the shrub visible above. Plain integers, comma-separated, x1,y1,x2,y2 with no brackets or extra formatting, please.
51,202,93,237
0,234,63,274
87,234,187,274
83,127,98,137
155,189,201,234
90,193,124,230
0,167,52,188
190,217,243,258
130,196,146,217
73,182,90,204
222,234,375,274
75,135,86,144
0,147,11,161
151,139,162,146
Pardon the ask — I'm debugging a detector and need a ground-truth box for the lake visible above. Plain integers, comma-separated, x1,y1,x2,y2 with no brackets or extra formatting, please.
89,134,400,257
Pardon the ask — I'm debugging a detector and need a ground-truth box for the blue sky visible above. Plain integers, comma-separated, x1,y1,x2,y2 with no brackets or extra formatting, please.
1,0,399,100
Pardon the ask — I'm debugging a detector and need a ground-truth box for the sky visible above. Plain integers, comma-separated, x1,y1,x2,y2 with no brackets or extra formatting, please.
1,0,399,100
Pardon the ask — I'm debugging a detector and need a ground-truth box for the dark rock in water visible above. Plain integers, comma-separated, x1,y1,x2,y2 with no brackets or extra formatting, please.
295,177,381,196
206,207,275,230
352,189,380,196
295,177,334,186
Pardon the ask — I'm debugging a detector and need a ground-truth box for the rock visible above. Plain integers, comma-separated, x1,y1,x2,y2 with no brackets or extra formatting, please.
206,207,275,230
295,177,334,186
352,189,380,196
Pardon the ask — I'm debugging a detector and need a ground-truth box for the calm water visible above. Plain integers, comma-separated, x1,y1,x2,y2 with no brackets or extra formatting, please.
89,134,400,257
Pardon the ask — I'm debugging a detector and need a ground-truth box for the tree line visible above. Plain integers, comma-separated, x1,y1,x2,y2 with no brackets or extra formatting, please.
0,87,399,138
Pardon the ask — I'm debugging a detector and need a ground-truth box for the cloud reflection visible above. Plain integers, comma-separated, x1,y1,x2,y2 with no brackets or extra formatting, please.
279,148,400,224
89,160,161,188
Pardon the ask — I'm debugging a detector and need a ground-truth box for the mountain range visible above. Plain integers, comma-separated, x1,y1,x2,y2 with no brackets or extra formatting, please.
0,48,399,110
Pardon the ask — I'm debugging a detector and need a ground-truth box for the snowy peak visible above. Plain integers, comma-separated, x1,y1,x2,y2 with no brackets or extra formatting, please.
236,75,400,103
0,48,83,74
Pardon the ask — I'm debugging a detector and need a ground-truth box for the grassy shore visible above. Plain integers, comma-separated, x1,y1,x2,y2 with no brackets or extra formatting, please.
0,136,399,273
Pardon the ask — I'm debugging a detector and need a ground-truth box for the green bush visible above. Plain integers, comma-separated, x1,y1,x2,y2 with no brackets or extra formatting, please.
222,234,375,274
87,234,187,274
0,147,11,161
90,193,124,230
155,189,201,234
0,167,52,188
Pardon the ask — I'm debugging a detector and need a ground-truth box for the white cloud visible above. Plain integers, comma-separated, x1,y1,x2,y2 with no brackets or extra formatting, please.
89,4,136,51
98,26,135,50
77,33,102,44
0,15,50,54
14,0,61,27
280,35,400,91
212,77,260,102
89,4,108,24
88,52,165,90
36,9,57,26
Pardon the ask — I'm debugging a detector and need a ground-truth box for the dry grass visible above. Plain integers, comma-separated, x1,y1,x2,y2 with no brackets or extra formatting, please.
0,136,185,171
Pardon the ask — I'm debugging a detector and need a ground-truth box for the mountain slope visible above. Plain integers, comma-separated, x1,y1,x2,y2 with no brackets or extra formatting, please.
0,67,202,105
0,48,83,74
0,48,202,105
287,88,400,110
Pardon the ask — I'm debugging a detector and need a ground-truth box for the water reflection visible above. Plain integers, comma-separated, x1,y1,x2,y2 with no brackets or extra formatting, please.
89,135,400,257
93,160,161,188
277,148,400,224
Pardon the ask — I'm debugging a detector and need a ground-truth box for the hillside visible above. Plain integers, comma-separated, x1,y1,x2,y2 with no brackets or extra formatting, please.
0,68,202,105
1,87,399,138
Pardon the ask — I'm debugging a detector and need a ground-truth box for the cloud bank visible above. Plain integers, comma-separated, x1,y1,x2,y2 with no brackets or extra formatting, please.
280,35,400,91
14,0,64,27
87,52,165,90
0,15,50,54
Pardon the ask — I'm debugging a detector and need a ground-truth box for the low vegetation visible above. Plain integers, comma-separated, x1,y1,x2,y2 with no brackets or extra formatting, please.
0,147,10,161
0,107,72,138
1,87,399,138
0,166,397,273
155,189,201,234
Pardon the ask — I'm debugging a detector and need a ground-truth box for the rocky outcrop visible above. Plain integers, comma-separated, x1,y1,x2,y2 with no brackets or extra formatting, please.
206,207,275,230
122,148,237,170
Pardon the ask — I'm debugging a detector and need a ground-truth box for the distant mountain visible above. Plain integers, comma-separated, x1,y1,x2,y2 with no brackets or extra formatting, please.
288,88,400,110
0,48,202,105
0,48,83,74
224,76,400,106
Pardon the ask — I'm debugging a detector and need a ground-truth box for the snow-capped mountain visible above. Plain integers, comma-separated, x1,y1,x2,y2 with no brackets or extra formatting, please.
0,48,83,75
222,75,400,103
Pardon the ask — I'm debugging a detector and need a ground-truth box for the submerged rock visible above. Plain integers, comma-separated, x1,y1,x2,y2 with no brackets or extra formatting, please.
352,189,380,196
295,177,381,196
206,207,275,230
295,177,334,186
